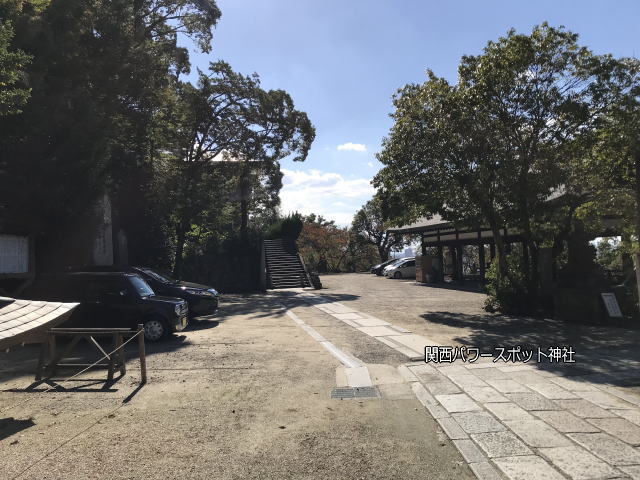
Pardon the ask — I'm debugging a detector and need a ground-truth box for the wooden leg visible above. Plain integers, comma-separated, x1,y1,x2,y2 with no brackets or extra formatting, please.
35,335,49,381
47,333,57,377
117,333,126,376
48,335,81,378
106,333,117,382
138,324,147,384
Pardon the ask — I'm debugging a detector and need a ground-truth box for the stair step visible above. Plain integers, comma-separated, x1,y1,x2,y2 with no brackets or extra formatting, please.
264,238,310,290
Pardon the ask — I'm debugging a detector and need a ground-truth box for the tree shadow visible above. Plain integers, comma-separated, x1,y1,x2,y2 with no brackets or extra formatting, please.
421,310,640,385
0,417,35,441
185,318,220,331
412,280,484,293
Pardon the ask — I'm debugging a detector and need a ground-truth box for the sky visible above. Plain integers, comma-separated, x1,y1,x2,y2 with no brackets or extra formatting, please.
185,0,640,226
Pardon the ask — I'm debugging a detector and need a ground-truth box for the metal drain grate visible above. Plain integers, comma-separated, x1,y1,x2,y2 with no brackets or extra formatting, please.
330,386,379,399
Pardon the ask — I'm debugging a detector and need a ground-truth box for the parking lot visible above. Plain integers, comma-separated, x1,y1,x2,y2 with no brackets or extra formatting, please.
0,290,472,480
3,273,640,479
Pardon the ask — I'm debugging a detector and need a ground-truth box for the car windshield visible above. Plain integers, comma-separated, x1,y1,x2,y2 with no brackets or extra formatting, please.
128,275,155,297
141,268,174,284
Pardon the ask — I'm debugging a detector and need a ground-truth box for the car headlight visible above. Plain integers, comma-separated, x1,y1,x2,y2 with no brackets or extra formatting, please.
185,288,215,297
208,288,218,296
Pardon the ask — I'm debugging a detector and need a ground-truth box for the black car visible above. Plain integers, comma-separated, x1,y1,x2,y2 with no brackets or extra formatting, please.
69,266,220,318
370,259,400,276
26,272,188,342
129,267,219,318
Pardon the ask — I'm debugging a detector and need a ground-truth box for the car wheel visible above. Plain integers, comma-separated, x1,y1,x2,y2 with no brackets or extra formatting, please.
143,318,167,342
394,271,402,279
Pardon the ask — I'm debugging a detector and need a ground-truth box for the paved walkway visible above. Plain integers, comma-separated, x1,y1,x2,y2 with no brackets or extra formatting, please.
284,285,640,480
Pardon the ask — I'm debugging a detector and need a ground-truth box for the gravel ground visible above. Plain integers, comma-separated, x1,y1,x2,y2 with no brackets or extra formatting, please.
0,293,472,480
320,273,640,384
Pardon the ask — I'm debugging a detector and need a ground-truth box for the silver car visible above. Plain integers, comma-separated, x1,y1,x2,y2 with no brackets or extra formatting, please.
385,258,416,279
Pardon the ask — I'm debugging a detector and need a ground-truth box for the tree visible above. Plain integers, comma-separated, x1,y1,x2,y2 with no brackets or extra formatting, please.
0,21,31,116
297,214,377,273
351,194,406,262
375,24,609,304
168,62,314,276
0,0,221,269
576,56,640,301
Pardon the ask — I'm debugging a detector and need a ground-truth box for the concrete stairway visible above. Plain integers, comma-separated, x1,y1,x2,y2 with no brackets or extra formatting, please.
264,239,311,289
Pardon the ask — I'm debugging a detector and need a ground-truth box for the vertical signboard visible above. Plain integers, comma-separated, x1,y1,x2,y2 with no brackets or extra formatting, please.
601,293,623,318
0,234,29,274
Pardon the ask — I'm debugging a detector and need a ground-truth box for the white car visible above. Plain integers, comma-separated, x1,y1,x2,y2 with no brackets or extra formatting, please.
385,258,416,279
381,258,403,276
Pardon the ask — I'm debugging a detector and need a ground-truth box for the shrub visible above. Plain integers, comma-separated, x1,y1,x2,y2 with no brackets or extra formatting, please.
484,253,528,313
265,213,303,240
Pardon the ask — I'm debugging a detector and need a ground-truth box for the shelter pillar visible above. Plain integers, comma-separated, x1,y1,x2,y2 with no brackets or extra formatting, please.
455,245,464,281
479,243,486,279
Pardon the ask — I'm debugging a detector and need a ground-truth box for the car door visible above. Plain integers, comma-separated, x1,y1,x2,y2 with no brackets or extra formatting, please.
403,260,416,277
83,276,137,328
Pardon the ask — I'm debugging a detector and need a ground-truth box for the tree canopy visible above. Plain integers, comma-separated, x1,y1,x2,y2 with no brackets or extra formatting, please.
374,23,640,308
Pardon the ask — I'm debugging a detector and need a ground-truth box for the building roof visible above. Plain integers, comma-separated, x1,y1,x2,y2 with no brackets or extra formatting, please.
387,214,452,234
0,297,78,350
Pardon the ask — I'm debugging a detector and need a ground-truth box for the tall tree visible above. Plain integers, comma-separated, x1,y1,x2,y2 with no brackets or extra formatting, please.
351,194,406,262
0,0,220,268
577,56,640,301
375,24,608,300
169,62,314,276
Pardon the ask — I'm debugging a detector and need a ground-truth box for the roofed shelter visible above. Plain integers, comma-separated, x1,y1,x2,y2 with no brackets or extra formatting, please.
388,215,524,282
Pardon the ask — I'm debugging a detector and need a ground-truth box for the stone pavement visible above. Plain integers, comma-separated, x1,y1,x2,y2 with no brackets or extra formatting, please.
298,291,437,361
290,289,640,480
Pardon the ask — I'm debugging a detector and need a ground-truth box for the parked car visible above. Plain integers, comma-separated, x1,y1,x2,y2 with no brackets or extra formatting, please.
129,268,219,318
385,258,416,279
69,266,219,318
26,272,189,342
370,259,399,276
381,258,404,276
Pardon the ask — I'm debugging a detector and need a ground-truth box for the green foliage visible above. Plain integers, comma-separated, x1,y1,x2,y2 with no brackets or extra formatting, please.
595,237,623,272
374,23,640,312
181,228,262,293
166,62,314,275
0,0,314,286
484,254,528,313
297,213,378,273
265,213,303,240
351,193,407,262
0,20,31,115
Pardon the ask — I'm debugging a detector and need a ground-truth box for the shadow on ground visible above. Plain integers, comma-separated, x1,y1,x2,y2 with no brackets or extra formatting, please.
422,310,640,386
0,417,35,441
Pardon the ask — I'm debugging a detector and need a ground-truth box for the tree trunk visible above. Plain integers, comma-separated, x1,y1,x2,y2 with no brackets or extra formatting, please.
633,150,640,312
240,197,249,241
172,220,189,279
378,245,389,263
527,239,539,309
239,163,250,241
488,221,509,283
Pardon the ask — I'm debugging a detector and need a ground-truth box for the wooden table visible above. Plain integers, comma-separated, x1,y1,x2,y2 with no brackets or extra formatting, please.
35,326,147,384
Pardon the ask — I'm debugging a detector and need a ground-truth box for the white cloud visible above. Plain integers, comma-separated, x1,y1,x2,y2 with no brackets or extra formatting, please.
367,162,373,168
337,142,367,152
280,168,375,227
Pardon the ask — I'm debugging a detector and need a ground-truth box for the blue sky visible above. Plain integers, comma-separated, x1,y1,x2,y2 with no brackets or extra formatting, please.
186,0,640,226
